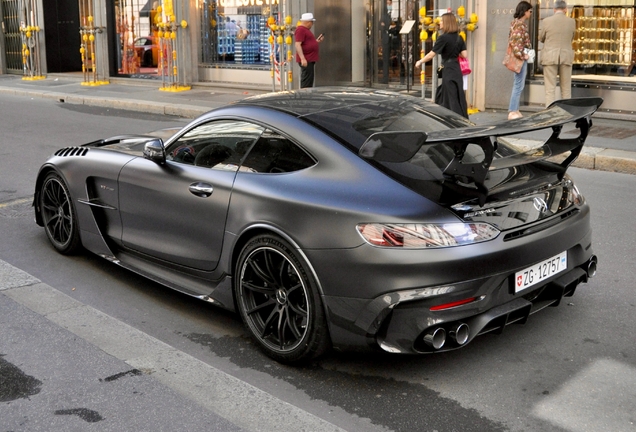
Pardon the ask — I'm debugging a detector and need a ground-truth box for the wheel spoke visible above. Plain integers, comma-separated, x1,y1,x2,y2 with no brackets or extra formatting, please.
248,254,277,287
284,309,303,340
287,298,308,318
52,218,64,242
277,307,287,349
260,306,280,339
242,280,275,296
286,282,302,297
265,250,283,287
44,183,58,205
41,202,59,213
246,297,276,315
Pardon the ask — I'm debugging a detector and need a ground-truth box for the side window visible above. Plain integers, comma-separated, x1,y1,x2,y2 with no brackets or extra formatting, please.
240,130,316,173
166,120,264,170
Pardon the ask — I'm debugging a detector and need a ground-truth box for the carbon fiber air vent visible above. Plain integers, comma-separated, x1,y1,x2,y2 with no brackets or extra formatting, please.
55,147,89,157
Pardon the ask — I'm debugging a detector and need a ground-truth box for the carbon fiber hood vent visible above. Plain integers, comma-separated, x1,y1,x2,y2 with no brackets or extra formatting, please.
55,147,89,157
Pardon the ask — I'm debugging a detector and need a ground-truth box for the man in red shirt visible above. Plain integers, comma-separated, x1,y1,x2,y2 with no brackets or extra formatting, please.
294,13,324,88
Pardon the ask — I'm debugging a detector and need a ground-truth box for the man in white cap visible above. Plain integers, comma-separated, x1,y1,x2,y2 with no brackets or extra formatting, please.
294,12,325,88
539,0,576,106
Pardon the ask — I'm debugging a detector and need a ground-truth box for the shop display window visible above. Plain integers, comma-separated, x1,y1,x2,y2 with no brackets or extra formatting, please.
536,2,635,77
200,1,279,66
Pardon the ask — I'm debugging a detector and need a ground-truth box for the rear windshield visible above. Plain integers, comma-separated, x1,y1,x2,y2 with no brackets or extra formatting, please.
303,98,472,149
303,98,520,205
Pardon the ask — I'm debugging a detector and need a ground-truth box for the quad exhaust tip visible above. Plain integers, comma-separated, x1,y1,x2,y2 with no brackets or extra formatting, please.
449,323,470,346
423,328,446,350
587,255,598,279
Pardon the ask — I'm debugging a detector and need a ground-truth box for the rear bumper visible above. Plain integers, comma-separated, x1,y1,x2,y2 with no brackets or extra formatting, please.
378,262,594,354
324,252,595,354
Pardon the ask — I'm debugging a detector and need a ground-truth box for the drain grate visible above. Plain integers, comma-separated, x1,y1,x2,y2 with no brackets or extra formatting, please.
565,125,636,140
0,198,33,219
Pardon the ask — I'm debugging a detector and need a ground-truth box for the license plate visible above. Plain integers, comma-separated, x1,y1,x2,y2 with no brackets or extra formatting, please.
514,251,567,293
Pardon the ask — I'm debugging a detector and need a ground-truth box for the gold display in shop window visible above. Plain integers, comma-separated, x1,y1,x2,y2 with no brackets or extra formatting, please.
571,6,634,67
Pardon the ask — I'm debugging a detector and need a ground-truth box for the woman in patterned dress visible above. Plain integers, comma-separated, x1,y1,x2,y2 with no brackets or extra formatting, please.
507,1,533,120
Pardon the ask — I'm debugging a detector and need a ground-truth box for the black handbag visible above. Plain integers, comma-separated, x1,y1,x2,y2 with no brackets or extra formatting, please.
437,65,444,78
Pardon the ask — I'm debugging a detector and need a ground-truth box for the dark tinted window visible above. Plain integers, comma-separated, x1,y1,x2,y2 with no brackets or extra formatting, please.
302,94,519,205
166,120,264,170
240,130,316,173
304,99,473,152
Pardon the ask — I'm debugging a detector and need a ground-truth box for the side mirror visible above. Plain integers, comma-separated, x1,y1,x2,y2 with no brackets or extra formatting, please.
143,138,166,164
358,131,428,163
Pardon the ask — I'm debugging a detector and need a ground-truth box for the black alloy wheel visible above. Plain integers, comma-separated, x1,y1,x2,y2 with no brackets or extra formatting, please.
40,172,82,255
235,234,330,363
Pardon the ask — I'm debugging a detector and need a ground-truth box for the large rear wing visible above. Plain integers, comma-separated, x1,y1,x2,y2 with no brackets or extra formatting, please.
359,97,603,205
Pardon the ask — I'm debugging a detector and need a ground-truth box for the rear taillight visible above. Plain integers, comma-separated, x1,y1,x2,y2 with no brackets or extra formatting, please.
357,223,500,248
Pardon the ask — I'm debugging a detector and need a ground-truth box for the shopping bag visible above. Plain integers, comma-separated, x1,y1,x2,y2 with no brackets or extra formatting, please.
459,56,471,75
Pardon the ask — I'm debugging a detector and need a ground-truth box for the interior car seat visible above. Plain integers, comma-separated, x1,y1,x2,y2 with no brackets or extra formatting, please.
194,144,233,168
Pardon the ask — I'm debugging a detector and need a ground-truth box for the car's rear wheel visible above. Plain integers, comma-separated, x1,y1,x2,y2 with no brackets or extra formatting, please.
40,172,82,255
235,234,330,363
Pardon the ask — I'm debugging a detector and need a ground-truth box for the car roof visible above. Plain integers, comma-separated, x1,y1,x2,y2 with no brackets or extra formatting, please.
233,87,469,123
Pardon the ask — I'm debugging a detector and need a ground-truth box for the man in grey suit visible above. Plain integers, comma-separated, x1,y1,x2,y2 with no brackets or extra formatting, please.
539,0,576,106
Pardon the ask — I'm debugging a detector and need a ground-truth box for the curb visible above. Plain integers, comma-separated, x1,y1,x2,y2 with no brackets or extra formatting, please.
504,138,636,176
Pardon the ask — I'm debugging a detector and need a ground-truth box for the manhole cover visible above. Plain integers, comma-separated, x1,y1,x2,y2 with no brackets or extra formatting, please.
0,198,33,219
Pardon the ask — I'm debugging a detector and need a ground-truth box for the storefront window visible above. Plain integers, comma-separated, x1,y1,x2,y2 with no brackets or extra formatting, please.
200,0,280,66
114,0,159,76
537,2,635,78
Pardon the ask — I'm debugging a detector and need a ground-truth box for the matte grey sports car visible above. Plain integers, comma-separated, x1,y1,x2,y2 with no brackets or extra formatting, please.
34,88,601,363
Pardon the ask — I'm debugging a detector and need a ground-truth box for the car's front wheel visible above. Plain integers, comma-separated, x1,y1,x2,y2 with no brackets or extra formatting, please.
235,234,330,363
40,172,82,255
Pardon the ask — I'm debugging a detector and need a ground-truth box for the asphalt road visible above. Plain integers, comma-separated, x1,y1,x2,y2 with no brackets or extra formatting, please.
1,94,635,432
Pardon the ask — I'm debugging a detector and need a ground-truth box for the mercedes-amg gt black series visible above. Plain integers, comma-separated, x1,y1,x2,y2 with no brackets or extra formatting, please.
34,88,601,363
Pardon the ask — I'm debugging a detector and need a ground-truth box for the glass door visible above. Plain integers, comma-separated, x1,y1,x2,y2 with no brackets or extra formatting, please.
370,0,419,88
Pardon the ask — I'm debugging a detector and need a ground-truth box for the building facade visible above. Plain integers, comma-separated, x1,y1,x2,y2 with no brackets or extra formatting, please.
0,0,634,113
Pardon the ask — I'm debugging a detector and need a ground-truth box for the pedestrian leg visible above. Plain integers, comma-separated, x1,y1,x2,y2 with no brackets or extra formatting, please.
544,64,558,106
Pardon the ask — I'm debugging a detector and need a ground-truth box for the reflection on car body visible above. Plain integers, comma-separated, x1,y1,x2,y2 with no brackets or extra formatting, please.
34,88,601,363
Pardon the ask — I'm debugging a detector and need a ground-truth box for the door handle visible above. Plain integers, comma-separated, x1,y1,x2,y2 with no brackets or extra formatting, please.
189,182,214,197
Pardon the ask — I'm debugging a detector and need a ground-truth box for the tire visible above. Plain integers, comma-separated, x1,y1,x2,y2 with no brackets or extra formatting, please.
235,234,330,363
40,172,82,255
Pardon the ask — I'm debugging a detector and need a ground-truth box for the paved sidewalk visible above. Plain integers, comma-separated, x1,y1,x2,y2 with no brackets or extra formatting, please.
1,73,634,174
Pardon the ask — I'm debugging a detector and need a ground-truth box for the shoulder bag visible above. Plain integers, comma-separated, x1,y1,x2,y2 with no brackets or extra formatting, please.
503,43,523,73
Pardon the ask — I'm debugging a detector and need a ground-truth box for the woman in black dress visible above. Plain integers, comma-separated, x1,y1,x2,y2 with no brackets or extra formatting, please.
415,13,468,118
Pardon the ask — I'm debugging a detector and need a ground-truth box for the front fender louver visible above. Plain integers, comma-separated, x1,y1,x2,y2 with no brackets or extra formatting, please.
55,147,89,157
